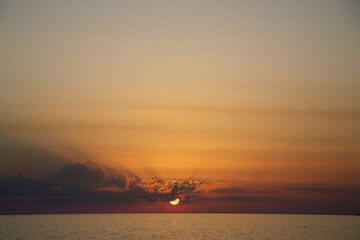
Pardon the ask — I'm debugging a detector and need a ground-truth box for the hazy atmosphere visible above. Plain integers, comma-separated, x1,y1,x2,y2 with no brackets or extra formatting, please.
0,0,359,214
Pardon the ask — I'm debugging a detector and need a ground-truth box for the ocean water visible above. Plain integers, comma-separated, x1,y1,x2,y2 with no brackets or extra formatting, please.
0,214,359,240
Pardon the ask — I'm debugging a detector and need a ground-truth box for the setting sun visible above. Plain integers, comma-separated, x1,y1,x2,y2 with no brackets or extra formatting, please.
0,3,359,240
169,198,180,206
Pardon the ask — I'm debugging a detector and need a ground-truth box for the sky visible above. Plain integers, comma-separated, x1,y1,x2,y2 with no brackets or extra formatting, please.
0,0,359,214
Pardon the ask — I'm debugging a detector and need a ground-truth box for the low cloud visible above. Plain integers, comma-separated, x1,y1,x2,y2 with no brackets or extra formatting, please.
0,173,82,198
181,194,286,204
282,186,349,193
50,161,105,190
0,162,204,207
209,187,248,194
136,178,203,200
101,175,127,189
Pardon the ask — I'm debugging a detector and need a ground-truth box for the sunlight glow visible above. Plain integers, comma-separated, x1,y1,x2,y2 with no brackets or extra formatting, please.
169,198,180,205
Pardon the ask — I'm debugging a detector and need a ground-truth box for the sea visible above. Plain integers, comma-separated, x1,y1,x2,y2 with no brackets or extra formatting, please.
0,214,359,240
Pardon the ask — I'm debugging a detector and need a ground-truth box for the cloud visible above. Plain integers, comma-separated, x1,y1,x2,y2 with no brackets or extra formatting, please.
0,174,58,197
0,173,164,205
282,186,348,193
209,187,248,194
180,193,286,204
100,175,127,189
0,173,81,198
0,162,205,208
135,178,204,200
50,161,105,190
0,129,71,176
1,167,359,214
2,122,159,132
132,103,360,120
54,188,166,205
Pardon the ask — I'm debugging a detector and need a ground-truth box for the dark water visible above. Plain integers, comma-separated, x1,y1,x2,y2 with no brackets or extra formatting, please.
0,214,359,240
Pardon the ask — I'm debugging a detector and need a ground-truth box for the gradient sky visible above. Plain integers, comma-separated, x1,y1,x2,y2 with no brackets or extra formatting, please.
0,0,360,214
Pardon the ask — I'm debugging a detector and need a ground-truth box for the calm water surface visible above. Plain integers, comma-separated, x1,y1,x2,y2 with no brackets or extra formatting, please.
0,214,359,240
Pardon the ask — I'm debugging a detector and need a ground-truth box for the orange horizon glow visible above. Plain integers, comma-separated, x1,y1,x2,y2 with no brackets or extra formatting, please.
0,0,359,214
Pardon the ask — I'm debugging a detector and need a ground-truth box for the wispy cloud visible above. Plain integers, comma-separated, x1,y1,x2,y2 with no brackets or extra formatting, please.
282,186,349,193
139,104,360,120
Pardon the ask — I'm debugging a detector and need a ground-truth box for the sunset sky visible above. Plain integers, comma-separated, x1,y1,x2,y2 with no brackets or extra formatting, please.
0,0,359,214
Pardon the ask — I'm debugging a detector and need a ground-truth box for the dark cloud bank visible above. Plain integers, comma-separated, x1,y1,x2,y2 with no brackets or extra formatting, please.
0,130,359,214
1,160,359,214
0,130,208,214
0,161,207,214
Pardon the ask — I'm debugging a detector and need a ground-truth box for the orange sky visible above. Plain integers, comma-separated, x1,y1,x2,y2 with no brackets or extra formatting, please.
0,0,359,214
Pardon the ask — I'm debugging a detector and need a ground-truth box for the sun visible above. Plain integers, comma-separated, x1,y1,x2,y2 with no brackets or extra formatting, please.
169,198,180,205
